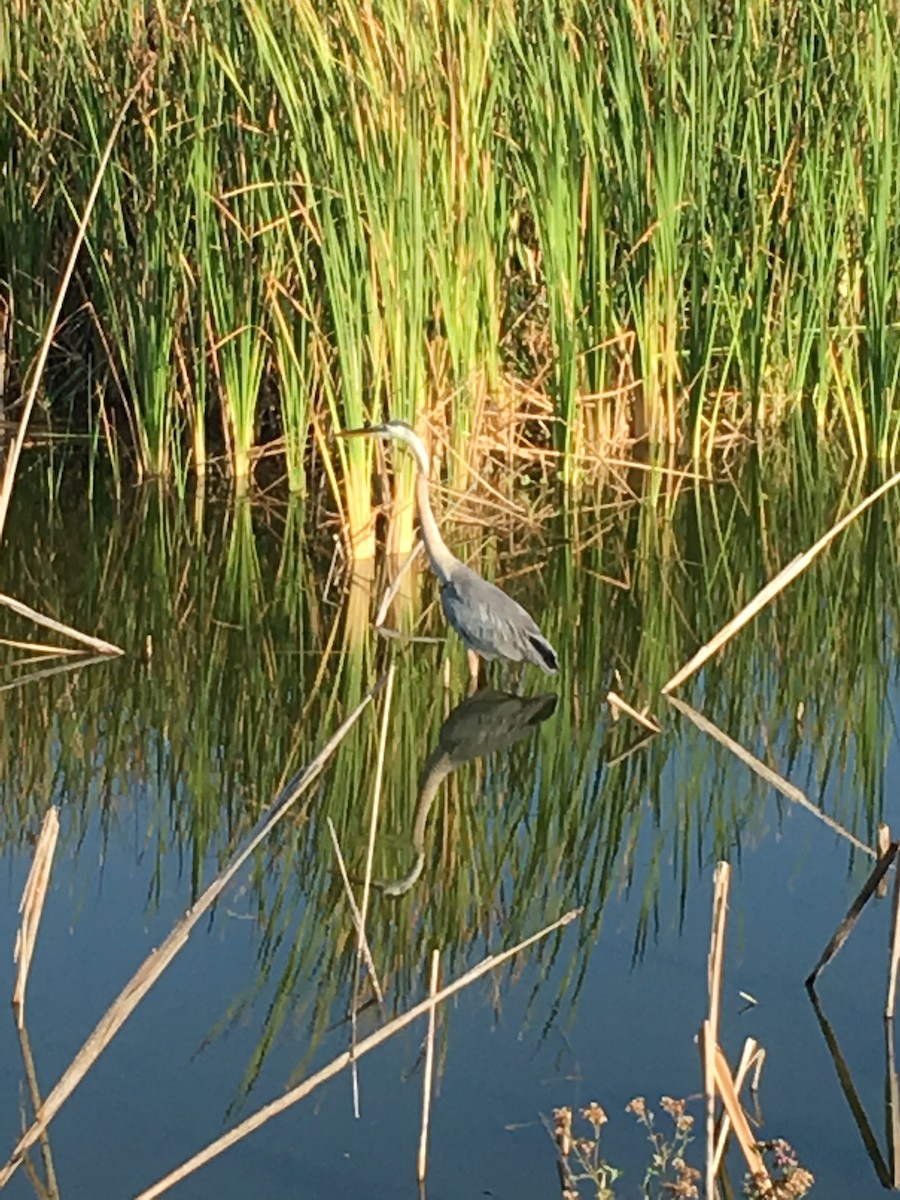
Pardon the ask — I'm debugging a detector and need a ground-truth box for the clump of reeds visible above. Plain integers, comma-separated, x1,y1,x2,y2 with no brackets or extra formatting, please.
4,0,900,542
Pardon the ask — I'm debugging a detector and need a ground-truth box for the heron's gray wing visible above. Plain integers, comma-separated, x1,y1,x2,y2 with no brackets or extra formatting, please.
440,565,558,671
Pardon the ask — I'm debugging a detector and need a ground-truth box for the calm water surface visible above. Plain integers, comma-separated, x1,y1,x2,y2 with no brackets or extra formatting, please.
1,460,899,1198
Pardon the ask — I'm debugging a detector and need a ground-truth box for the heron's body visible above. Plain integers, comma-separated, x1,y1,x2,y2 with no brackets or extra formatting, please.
339,418,559,684
440,564,558,671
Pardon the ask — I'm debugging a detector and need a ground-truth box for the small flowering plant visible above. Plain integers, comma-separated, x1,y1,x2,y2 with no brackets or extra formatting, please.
548,1095,811,1198
550,1102,621,1200
744,1139,814,1199
549,1095,700,1199
626,1096,700,1198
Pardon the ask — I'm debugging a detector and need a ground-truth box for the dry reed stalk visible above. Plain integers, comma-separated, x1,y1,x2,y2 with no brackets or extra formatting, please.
887,1019,900,1187
806,986,891,1183
701,1019,716,1200
358,661,395,934
16,1021,60,1200
0,654,109,695
662,467,900,695
374,543,424,629
351,662,395,1116
0,638,81,656
666,696,876,857
606,691,662,733
886,855,900,1018
133,909,580,1200
12,808,59,1028
606,731,658,768
298,591,351,723
0,595,122,657
711,1037,764,1174
4,655,73,675
417,949,441,1183
705,862,730,1200
0,679,384,1190
713,1044,772,1195
0,66,152,545
325,818,384,1005
806,842,900,989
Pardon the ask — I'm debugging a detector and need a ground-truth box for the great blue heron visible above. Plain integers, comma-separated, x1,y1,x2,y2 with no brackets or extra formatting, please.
338,419,559,686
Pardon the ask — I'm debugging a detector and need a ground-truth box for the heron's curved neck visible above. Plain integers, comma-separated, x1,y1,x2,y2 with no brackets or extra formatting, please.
415,471,455,583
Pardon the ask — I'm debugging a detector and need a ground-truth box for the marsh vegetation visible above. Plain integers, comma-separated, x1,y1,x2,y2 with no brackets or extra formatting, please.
4,0,900,1195
4,0,900,546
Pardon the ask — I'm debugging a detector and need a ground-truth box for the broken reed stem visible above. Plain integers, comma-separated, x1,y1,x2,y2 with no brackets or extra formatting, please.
0,678,384,1190
325,819,384,1005
0,638,82,656
712,1038,764,1175
0,654,110,696
357,663,395,970
806,842,899,989
16,1021,60,1200
705,862,730,1200
888,1020,900,1188
133,909,580,1200
666,696,876,857
713,1045,772,1194
12,808,59,1028
662,467,900,695
606,691,663,734
886,855,900,1018
417,949,441,1183
374,543,424,629
0,654,109,696
0,66,152,546
0,594,123,657
351,662,396,1115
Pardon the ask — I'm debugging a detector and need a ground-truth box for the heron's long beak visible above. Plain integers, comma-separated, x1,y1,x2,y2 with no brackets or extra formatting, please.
336,424,385,439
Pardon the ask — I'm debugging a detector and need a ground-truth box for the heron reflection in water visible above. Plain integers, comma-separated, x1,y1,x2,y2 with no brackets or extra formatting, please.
377,687,557,897
338,419,558,689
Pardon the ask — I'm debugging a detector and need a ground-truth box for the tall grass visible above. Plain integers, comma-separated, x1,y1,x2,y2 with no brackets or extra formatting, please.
4,0,900,542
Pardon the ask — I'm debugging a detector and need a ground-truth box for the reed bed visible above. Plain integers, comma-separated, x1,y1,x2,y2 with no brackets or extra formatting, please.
4,0,900,549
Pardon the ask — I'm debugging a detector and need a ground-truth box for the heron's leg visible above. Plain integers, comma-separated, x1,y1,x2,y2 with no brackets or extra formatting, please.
467,649,481,695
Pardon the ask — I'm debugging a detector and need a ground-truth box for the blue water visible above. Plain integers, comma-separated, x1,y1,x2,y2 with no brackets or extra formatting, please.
1,697,897,1200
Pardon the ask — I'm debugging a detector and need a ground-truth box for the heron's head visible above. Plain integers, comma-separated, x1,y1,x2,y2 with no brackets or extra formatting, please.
337,417,429,472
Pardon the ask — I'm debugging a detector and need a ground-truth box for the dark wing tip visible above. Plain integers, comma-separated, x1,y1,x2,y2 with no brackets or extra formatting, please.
528,633,559,673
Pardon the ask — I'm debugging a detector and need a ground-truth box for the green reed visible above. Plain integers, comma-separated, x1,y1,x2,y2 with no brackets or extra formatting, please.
6,0,900,518
5,2,900,499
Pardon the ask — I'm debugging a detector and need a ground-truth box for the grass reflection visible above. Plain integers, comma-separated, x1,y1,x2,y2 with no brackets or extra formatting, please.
1,450,899,1102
